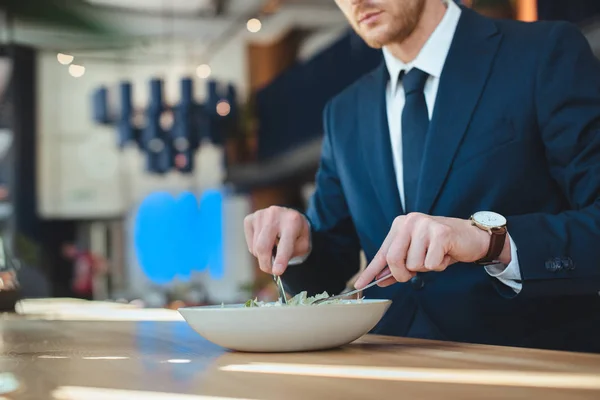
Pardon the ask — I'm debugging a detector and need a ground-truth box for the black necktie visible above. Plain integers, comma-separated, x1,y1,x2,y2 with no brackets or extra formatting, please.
401,68,429,213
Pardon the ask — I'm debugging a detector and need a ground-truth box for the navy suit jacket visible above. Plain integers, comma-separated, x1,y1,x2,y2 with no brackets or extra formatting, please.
281,7,600,353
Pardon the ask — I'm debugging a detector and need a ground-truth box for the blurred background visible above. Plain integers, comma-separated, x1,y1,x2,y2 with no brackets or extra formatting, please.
0,0,599,311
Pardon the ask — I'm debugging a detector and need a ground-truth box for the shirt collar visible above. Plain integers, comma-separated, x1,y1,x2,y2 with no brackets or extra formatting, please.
383,0,461,94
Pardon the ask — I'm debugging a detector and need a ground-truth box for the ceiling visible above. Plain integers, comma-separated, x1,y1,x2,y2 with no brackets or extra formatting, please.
83,0,219,16
4,0,344,64
8,0,264,50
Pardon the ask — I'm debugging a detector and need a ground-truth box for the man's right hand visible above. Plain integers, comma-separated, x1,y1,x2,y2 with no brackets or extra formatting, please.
244,206,311,276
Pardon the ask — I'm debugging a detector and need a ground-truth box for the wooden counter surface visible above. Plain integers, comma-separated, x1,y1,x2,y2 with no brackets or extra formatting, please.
1,314,600,399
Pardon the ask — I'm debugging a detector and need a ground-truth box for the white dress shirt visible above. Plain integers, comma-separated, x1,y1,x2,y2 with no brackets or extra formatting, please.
382,0,522,292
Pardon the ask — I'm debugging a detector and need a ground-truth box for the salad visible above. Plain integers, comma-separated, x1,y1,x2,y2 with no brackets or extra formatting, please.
243,290,362,307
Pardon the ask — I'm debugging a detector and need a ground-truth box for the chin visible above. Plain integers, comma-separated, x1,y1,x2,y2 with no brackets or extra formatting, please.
355,22,393,46
360,32,391,49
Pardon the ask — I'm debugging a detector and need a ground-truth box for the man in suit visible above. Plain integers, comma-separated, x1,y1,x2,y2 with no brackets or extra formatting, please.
243,0,600,353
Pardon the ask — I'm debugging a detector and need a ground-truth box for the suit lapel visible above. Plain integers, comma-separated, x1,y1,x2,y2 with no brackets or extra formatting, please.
359,63,404,224
417,8,502,214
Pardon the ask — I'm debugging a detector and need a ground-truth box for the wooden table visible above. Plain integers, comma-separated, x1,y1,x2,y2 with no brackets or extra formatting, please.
1,314,600,399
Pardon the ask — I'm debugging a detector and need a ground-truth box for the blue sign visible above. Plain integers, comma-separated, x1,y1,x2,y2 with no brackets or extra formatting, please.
133,190,224,284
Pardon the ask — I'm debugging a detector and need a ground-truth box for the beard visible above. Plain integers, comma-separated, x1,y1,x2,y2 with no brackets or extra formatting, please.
354,0,426,48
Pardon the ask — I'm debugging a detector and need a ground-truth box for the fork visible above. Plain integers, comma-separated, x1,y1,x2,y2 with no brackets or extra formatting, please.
311,273,394,305
271,246,290,304
273,274,288,304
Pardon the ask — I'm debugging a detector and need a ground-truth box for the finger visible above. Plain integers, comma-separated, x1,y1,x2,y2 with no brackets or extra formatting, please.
424,239,446,271
377,265,416,280
252,213,263,257
405,233,428,272
386,234,414,282
374,266,397,287
243,215,255,254
354,229,396,289
376,266,391,280
377,277,398,287
404,217,430,272
291,212,311,256
255,224,279,274
273,223,301,275
438,255,455,272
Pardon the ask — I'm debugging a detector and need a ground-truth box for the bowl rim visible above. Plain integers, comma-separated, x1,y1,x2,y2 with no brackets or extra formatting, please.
178,298,392,313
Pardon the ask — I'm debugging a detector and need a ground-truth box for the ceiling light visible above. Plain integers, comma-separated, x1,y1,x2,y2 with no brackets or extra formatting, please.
57,53,74,65
247,18,262,33
196,64,211,79
68,64,85,78
216,100,231,117
159,110,174,130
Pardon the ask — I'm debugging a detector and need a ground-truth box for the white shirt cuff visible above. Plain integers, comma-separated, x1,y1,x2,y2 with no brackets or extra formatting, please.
484,233,522,293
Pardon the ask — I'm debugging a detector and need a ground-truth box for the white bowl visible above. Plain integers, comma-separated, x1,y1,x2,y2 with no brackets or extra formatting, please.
178,299,392,353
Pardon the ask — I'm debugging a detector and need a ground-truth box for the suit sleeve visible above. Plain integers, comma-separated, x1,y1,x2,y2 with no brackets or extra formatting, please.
281,100,361,296
503,22,600,298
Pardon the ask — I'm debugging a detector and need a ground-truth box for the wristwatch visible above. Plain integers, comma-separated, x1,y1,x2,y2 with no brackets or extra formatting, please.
469,211,507,265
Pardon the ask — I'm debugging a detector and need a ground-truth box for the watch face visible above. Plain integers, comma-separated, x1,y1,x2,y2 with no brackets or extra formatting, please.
473,211,506,228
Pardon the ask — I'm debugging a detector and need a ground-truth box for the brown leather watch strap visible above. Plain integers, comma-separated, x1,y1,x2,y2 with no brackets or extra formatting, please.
476,227,507,265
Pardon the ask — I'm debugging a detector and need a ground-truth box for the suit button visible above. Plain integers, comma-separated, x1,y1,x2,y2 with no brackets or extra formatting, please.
545,258,562,272
561,258,575,271
410,276,424,290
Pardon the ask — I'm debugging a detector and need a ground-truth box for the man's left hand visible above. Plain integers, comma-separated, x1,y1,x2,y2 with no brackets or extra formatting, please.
354,213,510,289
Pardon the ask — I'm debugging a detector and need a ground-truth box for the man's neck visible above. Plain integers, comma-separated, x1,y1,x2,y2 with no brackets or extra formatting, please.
385,0,448,63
